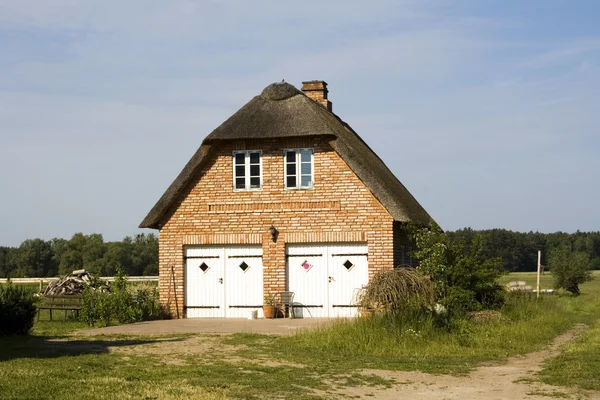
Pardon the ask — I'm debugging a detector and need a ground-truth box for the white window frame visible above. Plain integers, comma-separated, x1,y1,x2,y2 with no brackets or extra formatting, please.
284,148,314,190
232,150,262,191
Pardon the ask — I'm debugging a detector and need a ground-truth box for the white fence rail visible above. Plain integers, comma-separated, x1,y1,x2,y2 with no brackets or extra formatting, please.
0,276,159,284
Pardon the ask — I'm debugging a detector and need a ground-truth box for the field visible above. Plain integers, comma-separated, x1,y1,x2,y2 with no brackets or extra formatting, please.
0,273,599,399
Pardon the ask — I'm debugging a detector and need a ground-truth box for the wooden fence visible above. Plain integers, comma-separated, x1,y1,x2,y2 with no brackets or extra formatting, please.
0,276,159,284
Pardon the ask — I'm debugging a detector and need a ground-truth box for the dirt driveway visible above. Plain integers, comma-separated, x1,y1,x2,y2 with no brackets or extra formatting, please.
74,321,597,399
76,318,330,336
338,324,597,400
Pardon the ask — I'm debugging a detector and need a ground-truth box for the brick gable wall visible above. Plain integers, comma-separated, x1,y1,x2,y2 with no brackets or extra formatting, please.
158,137,394,317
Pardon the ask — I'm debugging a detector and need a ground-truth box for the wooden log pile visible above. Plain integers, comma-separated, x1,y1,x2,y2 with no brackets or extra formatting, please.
42,270,110,296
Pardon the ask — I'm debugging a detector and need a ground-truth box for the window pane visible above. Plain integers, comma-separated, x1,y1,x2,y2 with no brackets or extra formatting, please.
249,152,260,164
301,175,312,187
250,177,260,188
300,150,311,162
286,163,296,175
250,165,260,177
301,162,311,175
235,178,245,189
286,176,296,188
286,151,295,163
235,153,245,165
235,165,245,177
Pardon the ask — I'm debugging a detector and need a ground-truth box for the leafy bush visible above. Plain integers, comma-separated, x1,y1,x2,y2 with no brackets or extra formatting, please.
79,268,158,327
410,222,506,317
444,286,480,315
80,287,112,327
549,246,593,295
0,283,37,335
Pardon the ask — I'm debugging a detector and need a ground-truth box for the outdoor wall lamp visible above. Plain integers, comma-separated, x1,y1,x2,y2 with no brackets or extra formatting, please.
269,225,279,242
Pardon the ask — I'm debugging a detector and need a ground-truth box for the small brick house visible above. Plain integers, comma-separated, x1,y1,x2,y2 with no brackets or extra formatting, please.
140,81,433,318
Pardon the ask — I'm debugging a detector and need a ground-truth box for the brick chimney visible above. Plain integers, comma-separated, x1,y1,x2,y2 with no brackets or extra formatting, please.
301,80,332,111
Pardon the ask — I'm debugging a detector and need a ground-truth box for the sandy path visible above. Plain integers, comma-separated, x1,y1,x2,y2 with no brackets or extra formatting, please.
65,322,596,399
342,324,598,400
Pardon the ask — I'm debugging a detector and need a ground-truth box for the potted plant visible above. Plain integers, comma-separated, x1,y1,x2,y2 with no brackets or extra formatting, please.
263,294,277,319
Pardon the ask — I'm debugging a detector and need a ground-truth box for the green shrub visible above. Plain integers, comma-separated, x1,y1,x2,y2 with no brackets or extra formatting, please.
80,286,111,327
129,284,157,321
410,222,506,317
444,286,480,315
79,269,158,327
549,246,593,295
0,283,37,335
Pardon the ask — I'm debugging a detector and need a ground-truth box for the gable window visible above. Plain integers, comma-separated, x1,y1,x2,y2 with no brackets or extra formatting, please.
285,149,313,189
233,150,262,190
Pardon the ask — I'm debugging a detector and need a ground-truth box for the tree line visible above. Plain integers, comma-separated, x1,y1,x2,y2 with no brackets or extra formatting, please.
0,233,158,278
447,229,600,272
1,229,599,278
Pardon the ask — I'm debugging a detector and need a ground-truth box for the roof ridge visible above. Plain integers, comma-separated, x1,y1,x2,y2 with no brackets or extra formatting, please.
139,82,433,228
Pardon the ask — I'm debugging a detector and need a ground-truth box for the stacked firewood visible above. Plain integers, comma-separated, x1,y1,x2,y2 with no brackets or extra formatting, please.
42,270,110,296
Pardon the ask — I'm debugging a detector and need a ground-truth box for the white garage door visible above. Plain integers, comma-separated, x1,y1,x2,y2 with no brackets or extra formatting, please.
185,245,263,318
286,243,368,318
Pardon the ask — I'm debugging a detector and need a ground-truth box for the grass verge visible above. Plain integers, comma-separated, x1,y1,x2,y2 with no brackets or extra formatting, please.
227,293,576,375
539,282,600,391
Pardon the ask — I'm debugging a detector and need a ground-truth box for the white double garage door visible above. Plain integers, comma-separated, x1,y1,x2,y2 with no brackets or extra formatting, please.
185,243,368,318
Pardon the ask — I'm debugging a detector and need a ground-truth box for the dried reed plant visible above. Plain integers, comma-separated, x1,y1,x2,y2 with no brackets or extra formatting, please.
357,267,434,313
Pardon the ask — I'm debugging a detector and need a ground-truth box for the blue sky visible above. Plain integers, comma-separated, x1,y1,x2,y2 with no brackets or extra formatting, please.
1,0,599,246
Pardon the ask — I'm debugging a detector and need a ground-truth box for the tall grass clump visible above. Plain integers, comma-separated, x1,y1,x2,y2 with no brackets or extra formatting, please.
357,267,434,313
0,282,37,335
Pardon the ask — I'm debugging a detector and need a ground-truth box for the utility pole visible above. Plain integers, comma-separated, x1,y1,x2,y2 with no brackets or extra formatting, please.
537,250,542,298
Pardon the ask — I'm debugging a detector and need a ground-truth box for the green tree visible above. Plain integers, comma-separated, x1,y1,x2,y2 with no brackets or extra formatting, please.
57,233,107,275
49,238,69,274
130,233,158,275
548,246,593,295
0,247,14,278
9,239,56,277
411,222,505,316
103,241,133,276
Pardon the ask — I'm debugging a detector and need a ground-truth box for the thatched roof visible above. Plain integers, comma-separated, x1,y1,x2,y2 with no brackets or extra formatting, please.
140,82,433,229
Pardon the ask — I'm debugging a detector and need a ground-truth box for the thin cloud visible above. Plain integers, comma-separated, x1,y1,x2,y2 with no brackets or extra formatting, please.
0,1,599,245
516,38,600,70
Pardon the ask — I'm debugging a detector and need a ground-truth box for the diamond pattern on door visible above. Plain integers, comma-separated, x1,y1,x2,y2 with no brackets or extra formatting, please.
343,260,354,271
185,246,263,318
239,261,249,272
286,244,368,318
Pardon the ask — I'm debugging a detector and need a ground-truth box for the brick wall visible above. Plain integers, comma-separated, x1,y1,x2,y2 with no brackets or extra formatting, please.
158,137,395,317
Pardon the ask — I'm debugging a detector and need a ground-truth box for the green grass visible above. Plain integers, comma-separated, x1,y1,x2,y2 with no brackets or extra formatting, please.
0,282,41,294
538,277,600,391
0,334,390,400
497,271,555,288
226,293,579,375
497,270,600,292
1,272,599,399
33,319,89,336
539,318,600,391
